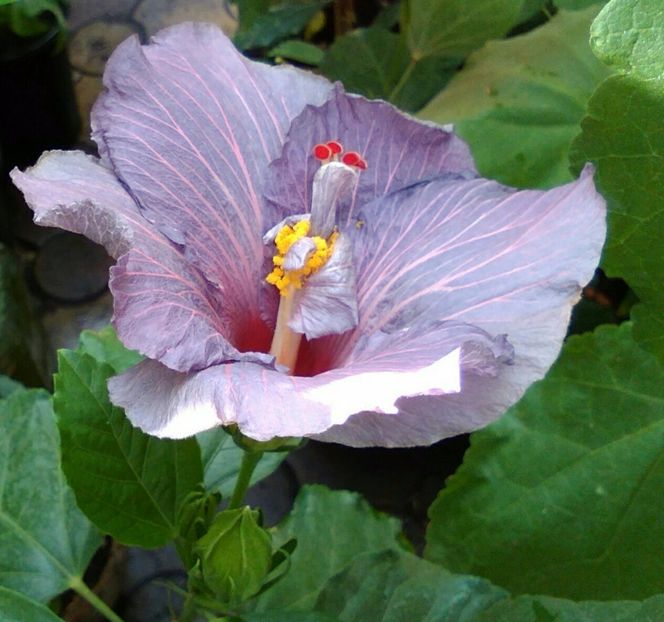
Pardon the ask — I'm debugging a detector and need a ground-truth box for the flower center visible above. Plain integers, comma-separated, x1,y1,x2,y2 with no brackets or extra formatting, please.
266,140,366,372
266,219,339,295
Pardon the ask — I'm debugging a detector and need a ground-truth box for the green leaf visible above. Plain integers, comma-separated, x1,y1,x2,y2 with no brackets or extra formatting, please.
0,374,22,398
236,0,271,31
0,389,101,601
426,323,664,600
234,0,329,50
570,75,664,353
402,0,524,60
195,507,273,606
0,587,65,622
253,485,402,611
316,550,506,620
238,613,339,622
77,325,142,373
419,7,610,188
54,349,203,548
555,0,609,11
198,427,286,498
570,1,664,362
0,244,47,385
319,27,455,112
589,0,663,80
269,40,323,65
315,549,664,621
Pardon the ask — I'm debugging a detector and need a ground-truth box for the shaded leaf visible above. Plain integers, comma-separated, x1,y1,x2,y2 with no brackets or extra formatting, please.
235,0,330,50
0,390,101,601
0,374,22,398
54,349,203,548
419,7,610,188
426,323,664,600
403,0,523,60
0,587,65,622
253,485,402,611
319,27,454,112
315,549,664,622
0,244,46,385
269,39,323,65
198,428,286,498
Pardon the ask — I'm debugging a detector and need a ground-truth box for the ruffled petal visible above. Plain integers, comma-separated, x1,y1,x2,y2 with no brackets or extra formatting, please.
312,166,606,446
109,321,509,441
92,22,333,321
11,150,145,258
11,150,262,372
264,88,476,229
289,234,358,340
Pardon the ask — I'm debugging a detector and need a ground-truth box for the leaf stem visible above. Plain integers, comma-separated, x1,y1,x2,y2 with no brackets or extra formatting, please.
388,58,417,104
69,576,126,622
228,450,264,509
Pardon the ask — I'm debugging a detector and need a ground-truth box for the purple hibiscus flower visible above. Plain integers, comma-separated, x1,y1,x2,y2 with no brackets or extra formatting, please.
12,23,606,447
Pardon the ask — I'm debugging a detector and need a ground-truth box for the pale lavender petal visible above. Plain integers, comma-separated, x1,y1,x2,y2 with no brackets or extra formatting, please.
309,162,358,237
283,237,316,271
10,150,262,372
264,88,476,229
92,22,333,322
110,250,274,371
289,234,358,339
110,320,511,441
312,166,606,446
10,150,144,258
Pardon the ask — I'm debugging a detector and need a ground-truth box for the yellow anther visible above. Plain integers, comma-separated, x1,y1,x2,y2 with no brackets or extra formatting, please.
266,221,337,295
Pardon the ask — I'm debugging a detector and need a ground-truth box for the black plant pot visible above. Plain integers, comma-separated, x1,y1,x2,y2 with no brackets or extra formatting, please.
0,25,80,175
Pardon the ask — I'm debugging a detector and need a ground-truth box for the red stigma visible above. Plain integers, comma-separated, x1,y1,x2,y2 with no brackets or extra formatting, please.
327,140,343,155
341,151,367,170
313,143,332,160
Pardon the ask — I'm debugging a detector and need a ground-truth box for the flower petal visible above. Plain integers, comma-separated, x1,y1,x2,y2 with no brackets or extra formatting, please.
289,233,358,339
11,150,143,259
92,23,333,319
10,150,263,372
110,250,273,371
264,87,476,228
312,166,606,446
109,321,509,442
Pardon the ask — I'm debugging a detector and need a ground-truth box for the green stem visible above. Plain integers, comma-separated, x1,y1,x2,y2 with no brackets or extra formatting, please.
388,58,417,104
228,450,264,509
69,576,126,622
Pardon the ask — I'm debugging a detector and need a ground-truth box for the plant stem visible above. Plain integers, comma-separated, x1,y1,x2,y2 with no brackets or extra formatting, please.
228,450,264,509
334,0,355,37
388,58,417,104
69,576,126,622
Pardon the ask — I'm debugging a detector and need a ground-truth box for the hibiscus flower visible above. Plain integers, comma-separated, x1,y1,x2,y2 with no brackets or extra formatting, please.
12,23,605,447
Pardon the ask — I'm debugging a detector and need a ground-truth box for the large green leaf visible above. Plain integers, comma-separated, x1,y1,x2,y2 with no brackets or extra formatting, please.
419,7,610,188
0,390,101,601
0,587,65,622
253,485,402,611
54,348,203,548
402,0,523,60
589,0,663,79
314,549,664,621
426,323,664,600
570,1,664,362
319,27,454,112
197,427,286,498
